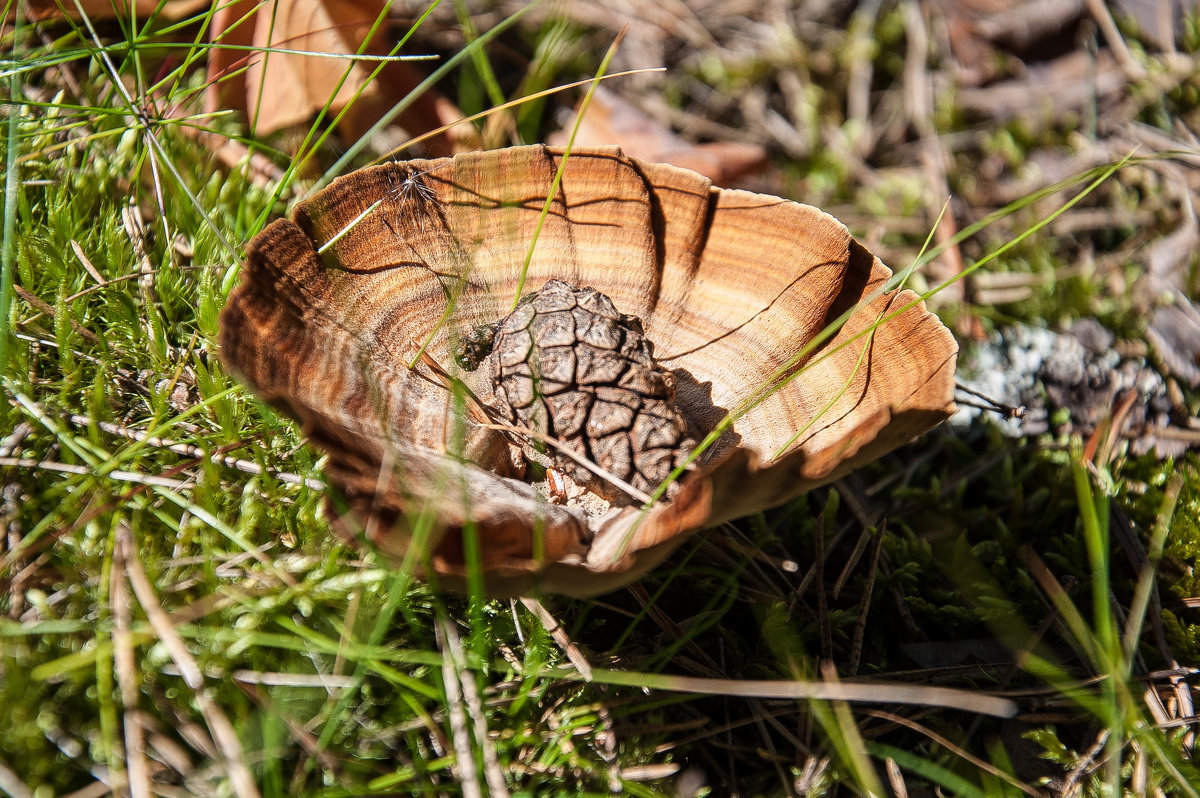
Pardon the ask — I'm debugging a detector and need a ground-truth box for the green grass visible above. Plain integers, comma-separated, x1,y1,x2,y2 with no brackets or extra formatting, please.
4,3,1200,796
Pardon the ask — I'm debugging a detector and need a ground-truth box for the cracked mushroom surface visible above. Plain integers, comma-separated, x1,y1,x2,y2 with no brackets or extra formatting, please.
219,145,958,597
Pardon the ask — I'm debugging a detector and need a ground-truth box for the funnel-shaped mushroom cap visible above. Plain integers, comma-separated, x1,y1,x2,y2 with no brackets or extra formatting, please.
220,145,957,597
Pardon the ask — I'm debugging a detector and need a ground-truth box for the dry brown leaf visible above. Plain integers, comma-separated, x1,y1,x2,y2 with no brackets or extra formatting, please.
550,87,767,184
205,0,468,153
220,145,957,597
26,0,207,21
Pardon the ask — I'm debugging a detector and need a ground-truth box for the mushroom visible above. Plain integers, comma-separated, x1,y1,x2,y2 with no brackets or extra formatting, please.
220,145,957,597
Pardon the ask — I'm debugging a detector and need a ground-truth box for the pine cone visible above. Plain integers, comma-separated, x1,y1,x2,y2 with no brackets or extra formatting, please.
464,279,693,503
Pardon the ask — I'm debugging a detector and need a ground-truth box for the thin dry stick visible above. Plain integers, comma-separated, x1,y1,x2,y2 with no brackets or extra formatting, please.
1131,742,1148,796
746,711,792,792
832,524,873,600
520,597,594,681
66,0,235,258
378,69,664,164
332,589,361,691
1144,682,1172,727
117,525,262,798
411,349,499,427
16,262,210,332
848,523,886,677
12,285,101,342
1084,0,1148,80
885,757,908,798
0,457,192,490
903,0,964,304
64,269,186,305
122,200,161,346
866,709,1045,798
651,704,790,753
756,706,809,756
112,538,152,798
1172,675,1196,754
815,511,833,664
232,671,356,689
478,422,652,504
1061,728,1111,798
795,513,854,600
71,239,107,285
794,756,830,795
435,615,484,798
151,688,218,761
141,114,173,248
0,757,33,798
7,551,49,620
594,701,620,792
845,0,882,155
575,668,1017,718
11,331,178,408
66,413,325,490
440,615,510,798
624,582,724,678
0,420,32,457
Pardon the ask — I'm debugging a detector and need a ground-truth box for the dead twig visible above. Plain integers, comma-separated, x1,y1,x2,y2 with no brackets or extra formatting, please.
1060,728,1111,797
848,522,886,677
1084,0,1147,80
112,536,152,798
65,413,325,490
520,597,593,681
903,0,964,306
0,758,33,798
435,613,485,798
866,709,1046,797
117,524,262,798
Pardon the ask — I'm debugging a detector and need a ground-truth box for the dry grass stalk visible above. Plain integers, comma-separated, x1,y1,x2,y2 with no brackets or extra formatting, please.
117,525,262,798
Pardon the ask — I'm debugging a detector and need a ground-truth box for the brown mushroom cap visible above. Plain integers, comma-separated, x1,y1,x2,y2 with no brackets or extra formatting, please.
219,145,957,597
